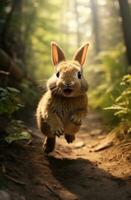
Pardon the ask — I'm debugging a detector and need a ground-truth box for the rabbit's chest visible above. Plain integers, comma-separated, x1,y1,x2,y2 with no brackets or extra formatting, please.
53,98,75,120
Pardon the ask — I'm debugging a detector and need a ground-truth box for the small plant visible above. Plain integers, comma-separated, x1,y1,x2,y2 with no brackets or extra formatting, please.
0,86,31,143
5,120,31,143
105,74,131,123
0,86,22,118
104,74,131,141
88,44,128,124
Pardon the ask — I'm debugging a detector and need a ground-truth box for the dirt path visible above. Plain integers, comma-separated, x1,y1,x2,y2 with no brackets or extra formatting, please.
0,112,131,200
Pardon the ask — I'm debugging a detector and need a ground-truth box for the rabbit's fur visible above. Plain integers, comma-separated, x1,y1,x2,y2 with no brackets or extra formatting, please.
36,42,89,153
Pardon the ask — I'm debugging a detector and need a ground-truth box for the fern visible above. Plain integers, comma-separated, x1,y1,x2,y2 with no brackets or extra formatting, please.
105,74,131,122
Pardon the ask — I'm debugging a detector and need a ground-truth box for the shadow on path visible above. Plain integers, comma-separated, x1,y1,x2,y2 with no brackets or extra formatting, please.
48,156,131,200
0,133,131,200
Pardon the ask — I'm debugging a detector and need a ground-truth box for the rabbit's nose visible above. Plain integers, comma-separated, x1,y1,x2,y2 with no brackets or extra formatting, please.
63,81,74,87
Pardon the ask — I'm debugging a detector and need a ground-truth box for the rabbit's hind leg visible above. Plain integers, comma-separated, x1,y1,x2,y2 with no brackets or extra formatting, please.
64,122,80,144
43,136,56,154
40,120,56,153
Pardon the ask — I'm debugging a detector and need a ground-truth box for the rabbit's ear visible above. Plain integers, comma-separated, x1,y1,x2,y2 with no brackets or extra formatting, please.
73,43,89,66
51,41,65,66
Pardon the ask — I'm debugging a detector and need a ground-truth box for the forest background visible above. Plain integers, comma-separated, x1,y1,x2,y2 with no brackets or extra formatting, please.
0,0,131,142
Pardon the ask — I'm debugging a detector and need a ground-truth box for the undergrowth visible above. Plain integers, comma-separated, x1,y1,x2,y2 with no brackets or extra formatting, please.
88,44,128,124
105,74,131,141
88,44,131,141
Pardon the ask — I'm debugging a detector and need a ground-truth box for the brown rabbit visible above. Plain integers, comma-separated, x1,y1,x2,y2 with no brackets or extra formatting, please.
36,41,89,153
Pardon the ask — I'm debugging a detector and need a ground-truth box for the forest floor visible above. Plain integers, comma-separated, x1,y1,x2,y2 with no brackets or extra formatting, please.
0,111,131,200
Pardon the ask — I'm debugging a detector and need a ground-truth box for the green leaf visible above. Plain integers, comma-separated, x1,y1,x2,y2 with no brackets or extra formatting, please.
7,87,20,94
104,105,124,110
5,131,31,144
114,109,128,116
0,87,6,92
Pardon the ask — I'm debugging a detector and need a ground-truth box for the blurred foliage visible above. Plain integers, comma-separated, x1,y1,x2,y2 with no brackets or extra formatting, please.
20,79,41,109
0,86,22,118
5,120,31,143
28,0,63,80
103,75,131,141
0,0,131,142
88,44,128,124
105,74,131,123
0,84,32,142
99,0,124,51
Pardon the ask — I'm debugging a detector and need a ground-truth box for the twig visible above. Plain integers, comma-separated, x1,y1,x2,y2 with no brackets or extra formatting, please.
44,183,62,200
118,141,131,148
2,163,6,173
94,141,113,152
5,174,26,185
26,139,33,145
0,70,9,75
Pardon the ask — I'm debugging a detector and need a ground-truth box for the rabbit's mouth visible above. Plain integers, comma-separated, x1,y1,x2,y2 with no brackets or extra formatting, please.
63,88,73,96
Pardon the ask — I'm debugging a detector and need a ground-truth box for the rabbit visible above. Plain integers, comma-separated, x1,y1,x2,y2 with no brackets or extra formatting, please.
36,41,89,153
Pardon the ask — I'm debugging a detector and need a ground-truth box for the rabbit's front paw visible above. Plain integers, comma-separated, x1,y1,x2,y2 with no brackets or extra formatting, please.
71,115,82,126
65,134,75,143
52,127,64,137
50,118,64,137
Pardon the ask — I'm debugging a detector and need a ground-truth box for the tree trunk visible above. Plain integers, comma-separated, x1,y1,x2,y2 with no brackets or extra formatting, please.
0,48,23,81
90,0,100,55
74,0,81,47
1,0,16,52
118,0,131,66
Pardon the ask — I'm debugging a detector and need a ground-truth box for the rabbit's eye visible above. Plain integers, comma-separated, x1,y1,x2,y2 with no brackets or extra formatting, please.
78,71,81,79
56,71,60,78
